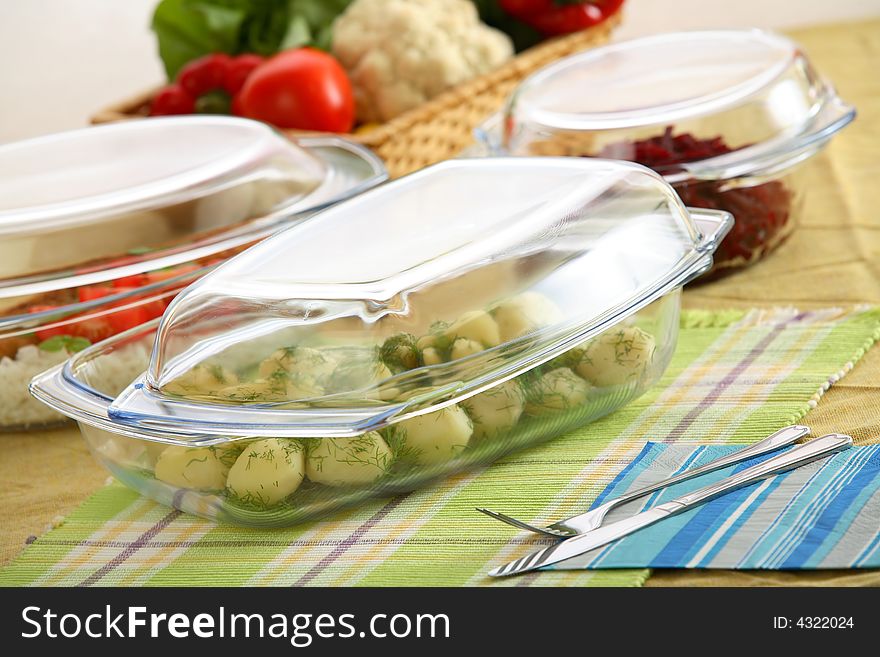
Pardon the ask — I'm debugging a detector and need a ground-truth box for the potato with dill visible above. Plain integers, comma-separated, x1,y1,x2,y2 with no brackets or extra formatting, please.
524,367,592,415
226,438,305,506
258,346,338,383
450,337,484,360
306,432,393,487
396,405,473,465
217,374,323,403
154,444,240,491
162,364,238,396
493,292,563,342
443,310,501,347
462,380,524,440
576,326,656,387
327,353,393,394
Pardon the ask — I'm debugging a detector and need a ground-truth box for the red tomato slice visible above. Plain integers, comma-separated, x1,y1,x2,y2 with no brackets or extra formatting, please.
28,305,69,341
67,316,115,343
113,273,149,288
137,297,170,322
78,285,117,303
105,306,150,334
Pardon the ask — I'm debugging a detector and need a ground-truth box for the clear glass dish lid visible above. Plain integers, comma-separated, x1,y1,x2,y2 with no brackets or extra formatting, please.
0,116,386,297
106,157,731,438
494,29,855,180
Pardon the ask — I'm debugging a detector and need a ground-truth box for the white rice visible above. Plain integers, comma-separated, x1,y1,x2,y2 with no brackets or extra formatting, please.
0,342,150,429
0,345,70,428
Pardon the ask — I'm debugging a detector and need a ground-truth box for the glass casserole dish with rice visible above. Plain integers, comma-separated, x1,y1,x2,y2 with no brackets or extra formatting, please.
0,116,386,430
32,158,732,526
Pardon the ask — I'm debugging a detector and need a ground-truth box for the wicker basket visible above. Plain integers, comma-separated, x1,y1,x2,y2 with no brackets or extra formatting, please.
91,14,620,178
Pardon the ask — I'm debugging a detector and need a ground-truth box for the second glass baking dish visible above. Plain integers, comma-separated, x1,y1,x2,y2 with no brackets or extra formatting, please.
0,116,386,430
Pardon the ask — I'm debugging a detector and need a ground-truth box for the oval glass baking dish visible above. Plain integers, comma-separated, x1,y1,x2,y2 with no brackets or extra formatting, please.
32,158,732,526
0,116,386,431
0,115,387,292
476,29,855,277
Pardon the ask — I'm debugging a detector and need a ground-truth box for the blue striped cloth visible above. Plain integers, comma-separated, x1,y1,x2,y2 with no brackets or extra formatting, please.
547,442,880,570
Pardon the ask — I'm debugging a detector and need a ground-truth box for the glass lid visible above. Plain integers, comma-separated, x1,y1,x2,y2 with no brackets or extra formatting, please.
499,30,855,180
0,116,386,299
106,157,731,438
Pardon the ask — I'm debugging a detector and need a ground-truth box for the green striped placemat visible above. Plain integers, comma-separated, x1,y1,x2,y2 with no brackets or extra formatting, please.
3,307,879,587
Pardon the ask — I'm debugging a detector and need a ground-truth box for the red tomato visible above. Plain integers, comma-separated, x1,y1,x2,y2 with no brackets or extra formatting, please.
178,53,232,97
138,296,170,321
231,93,246,117
78,285,117,303
28,305,68,341
150,84,195,116
112,273,149,288
67,316,115,343
223,54,265,96
105,305,149,334
237,48,355,132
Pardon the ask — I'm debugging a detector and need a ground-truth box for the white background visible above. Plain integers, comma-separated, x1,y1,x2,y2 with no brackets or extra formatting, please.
1,0,878,143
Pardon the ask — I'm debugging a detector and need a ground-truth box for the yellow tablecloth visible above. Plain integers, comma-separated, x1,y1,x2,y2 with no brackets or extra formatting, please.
2,18,879,586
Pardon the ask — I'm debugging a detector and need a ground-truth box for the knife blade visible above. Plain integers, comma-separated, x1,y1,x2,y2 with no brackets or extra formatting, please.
488,433,853,577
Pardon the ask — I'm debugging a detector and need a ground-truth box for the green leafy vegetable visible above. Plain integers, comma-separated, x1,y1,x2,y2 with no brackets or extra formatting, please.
38,335,91,354
152,0,353,79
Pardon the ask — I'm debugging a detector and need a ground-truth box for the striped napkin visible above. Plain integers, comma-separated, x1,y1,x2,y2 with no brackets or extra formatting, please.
2,306,879,587
546,442,880,571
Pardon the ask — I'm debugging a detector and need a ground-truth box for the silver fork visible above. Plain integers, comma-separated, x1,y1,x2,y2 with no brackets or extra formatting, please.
476,425,809,538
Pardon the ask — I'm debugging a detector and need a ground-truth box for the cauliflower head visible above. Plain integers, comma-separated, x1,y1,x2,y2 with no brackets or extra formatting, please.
332,0,514,123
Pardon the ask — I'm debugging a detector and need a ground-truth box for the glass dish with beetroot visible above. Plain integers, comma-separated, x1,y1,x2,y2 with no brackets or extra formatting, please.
477,29,855,276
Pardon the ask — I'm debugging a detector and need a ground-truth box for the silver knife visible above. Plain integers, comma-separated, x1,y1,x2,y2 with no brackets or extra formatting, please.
488,433,853,577
480,424,810,537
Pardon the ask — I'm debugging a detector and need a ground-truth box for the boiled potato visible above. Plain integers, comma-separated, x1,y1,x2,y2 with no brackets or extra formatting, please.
444,310,501,347
493,292,563,342
218,376,323,403
155,444,238,491
576,327,656,387
416,334,437,350
328,357,391,390
396,405,474,465
163,364,239,396
422,347,443,366
218,379,287,402
450,338,484,361
226,438,305,506
462,380,524,440
306,432,393,487
284,375,325,401
525,367,592,415
258,346,338,382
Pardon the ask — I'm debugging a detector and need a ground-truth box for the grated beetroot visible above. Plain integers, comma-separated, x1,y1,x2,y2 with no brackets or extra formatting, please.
597,127,793,276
